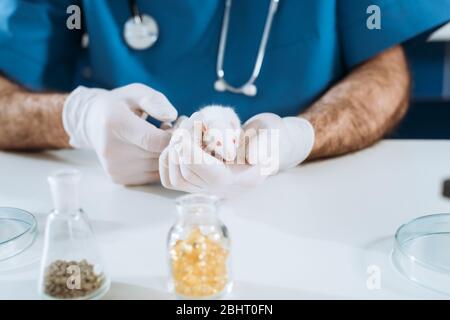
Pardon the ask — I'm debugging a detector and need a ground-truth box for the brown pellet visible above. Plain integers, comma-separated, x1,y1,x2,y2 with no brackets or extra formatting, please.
43,260,104,299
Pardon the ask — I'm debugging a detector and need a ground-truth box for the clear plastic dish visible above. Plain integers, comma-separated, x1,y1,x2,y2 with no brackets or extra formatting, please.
0,207,37,261
392,213,450,296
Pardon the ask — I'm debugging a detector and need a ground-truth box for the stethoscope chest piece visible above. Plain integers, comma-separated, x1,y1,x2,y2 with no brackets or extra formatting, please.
124,14,159,50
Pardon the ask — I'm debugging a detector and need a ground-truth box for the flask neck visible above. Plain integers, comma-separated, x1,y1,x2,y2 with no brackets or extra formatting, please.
48,170,81,214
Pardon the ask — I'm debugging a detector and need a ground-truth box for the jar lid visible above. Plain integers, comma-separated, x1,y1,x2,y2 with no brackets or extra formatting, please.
0,207,37,262
392,213,450,295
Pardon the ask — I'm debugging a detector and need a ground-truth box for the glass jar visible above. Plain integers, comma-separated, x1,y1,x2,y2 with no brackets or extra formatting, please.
167,194,232,299
38,170,110,300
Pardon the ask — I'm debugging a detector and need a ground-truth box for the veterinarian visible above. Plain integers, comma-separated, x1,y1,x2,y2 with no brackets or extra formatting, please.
0,0,449,191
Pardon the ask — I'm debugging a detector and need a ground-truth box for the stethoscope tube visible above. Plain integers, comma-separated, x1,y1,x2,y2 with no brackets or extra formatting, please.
214,0,280,97
124,0,280,97
128,0,142,24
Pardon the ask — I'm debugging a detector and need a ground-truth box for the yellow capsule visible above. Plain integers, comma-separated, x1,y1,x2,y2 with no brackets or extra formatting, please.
170,227,228,298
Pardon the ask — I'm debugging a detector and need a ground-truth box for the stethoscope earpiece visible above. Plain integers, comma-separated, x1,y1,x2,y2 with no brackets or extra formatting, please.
242,84,257,97
214,79,227,92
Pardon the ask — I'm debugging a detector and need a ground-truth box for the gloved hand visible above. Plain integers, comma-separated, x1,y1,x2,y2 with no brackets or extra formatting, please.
159,112,267,195
63,83,177,185
243,113,315,175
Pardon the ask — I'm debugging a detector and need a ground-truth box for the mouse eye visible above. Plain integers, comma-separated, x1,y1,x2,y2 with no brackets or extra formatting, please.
232,138,236,144
216,141,222,147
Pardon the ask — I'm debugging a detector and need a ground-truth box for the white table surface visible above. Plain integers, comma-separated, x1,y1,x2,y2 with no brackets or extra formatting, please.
1,140,450,300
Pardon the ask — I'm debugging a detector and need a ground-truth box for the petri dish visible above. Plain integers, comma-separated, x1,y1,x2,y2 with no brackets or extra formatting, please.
392,213,450,296
0,207,37,262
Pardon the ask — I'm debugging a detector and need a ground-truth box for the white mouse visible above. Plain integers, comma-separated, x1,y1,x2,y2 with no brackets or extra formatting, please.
198,105,241,162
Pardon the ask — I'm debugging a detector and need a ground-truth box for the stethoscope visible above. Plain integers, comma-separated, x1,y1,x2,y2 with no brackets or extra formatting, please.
124,0,280,97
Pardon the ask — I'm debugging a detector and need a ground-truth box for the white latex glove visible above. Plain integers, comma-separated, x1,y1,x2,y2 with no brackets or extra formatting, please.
243,113,315,175
63,83,177,185
159,112,267,196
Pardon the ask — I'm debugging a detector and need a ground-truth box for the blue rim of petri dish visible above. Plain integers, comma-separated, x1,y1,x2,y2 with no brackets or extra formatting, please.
0,207,38,262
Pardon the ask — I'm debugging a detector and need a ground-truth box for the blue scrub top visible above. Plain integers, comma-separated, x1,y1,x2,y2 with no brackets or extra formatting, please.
1,0,449,122
405,38,450,101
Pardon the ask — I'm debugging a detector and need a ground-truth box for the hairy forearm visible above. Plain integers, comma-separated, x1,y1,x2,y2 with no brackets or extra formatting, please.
302,45,410,160
0,76,70,150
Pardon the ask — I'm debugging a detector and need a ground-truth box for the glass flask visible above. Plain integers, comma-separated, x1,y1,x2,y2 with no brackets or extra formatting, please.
38,170,110,300
167,194,232,299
